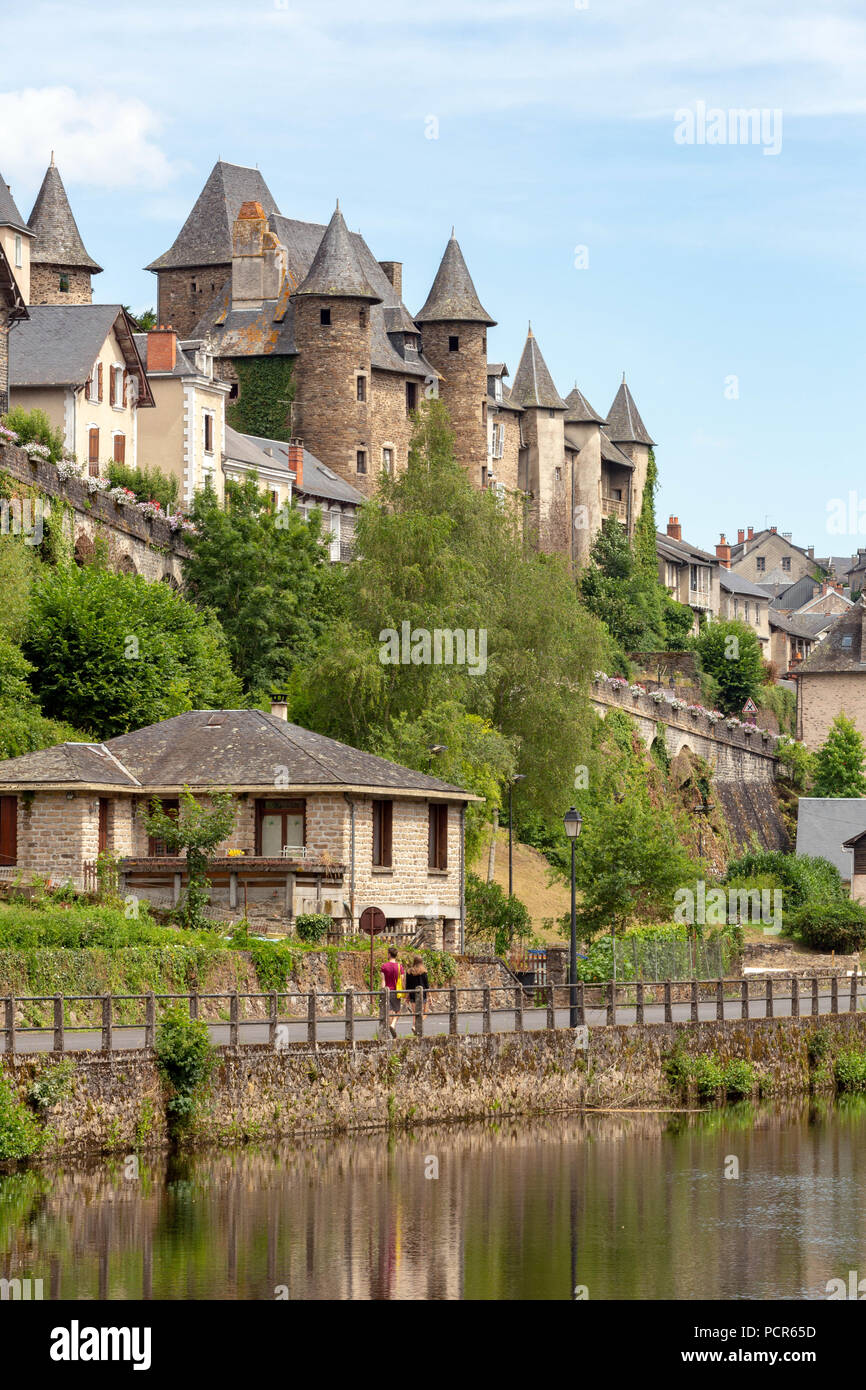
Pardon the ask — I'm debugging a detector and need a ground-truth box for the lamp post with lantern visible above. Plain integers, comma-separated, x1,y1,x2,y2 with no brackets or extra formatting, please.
563,806,583,1028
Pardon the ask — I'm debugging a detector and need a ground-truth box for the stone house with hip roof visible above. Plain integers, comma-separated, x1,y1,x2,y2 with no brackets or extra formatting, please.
146,161,654,566
795,600,866,749
0,706,476,948
656,517,720,628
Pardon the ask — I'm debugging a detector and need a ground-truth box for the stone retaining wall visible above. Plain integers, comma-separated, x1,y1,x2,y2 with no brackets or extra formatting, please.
4,1013,866,1160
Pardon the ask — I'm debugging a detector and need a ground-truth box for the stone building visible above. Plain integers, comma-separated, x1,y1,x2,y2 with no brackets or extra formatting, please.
0,707,476,946
715,535,770,649
657,516,720,627
146,160,655,562
796,600,866,749
26,156,102,306
133,327,230,506
728,525,823,594
10,303,153,470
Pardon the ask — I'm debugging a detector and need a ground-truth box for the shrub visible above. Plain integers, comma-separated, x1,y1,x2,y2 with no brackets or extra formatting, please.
786,901,866,954
294,913,330,944
1,407,65,463
724,849,847,910
834,1049,866,1093
721,1058,757,1100
465,872,531,955
692,1055,724,1101
155,1006,216,1132
0,1074,44,1162
106,460,179,513
27,1059,76,1111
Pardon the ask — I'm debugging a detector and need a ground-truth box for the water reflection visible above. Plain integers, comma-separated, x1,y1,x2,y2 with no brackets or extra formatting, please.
3,1102,866,1300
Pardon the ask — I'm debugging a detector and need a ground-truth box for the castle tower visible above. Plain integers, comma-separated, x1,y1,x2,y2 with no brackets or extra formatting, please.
145,161,279,337
509,326,567,554
563,384,605,568
414,232,495,484
290,202,381,493
605,375,655,527
26,156,102,305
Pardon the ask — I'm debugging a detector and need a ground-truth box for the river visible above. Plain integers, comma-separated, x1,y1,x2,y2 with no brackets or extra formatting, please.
2,1101,865,1299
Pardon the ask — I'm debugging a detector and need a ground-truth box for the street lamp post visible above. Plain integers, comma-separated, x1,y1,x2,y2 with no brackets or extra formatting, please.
563,806,583,1028
508,775,526,897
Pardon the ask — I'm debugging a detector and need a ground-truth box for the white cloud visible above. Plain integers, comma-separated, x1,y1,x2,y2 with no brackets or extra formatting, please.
0,87,176,191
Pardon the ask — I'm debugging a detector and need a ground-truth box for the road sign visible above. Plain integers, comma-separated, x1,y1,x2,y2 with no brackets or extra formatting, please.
359,906,386,936
742,697,758,715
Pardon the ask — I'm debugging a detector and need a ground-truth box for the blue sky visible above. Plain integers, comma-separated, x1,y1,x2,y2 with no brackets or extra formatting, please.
3,0,866,557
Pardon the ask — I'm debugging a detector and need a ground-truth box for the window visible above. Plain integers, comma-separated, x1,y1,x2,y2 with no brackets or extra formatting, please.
356,376,366,403
148,799,179,856
555,466,562,482
359,307,368,328
256,799,305,857
329,509,341,562
113,433,126,464
428,804,448,870
406,381,417,415
98,798,110,854
449,335,459,352
320,307,331,326
59,274,69,293
0,795,17,867
756,556,766,572
356,450,367,474
372,800,393,868
204,413,214,454
382,447,393,474
782,556,791,572
14,234,21,268
88,428,100,475
191,279,198,293
109,365,124,407
481,465,488,488
481,400,487,423
548,408,555,419
744,601,751,623
490,423,504,460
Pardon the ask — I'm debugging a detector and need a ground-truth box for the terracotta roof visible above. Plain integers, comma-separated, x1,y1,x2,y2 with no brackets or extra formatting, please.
27,160,102,272
293,204,381,301
605,377,655,446
145,162,279,272
415,233,495,325
0,711,475,798
509,328,565,410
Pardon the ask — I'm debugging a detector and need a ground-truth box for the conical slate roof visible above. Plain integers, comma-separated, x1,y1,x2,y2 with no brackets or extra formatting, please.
509,328,566,410
27,159,102,272
145,161,279,272
415,232,495,325
293,204,381,301
564,383,605,424
606,376,655,445
0,169,31,235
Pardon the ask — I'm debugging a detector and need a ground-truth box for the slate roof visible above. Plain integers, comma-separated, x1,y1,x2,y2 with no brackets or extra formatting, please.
509,329,565,410
133,332,203,378
234,431,365,506
599,430,635,468
0,243,28,320
796,798,866,877
564,384,605,425
728,528,819,567
814,554,860,580
10,304,154,404
719,568,769,598
0,711,474,798
294,204,381,301
769,576,820,611
656,531,717,566
415,233,495,325
27,160,102,272
145,162,279,271
0,171,31,235
786,603,866,669
605,378,655,446
768,610,829,641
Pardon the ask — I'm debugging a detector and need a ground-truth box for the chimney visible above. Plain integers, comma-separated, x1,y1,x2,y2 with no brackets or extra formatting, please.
737,529,745,545
271,694,289,721
770,525,777,533
806,546,814,559
747,526,754,541
716,534,731,569
287,438,304,489
667,515,682,541
232,200,268,307
147,326,177,373
378,261,403,298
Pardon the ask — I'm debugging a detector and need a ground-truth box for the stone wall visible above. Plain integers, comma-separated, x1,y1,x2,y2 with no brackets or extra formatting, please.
797,671,866,751
418,321,488,478
156,266,230,341
0,303,9,415
29,264,93,306
0,440,188,584
5,1013,866,1158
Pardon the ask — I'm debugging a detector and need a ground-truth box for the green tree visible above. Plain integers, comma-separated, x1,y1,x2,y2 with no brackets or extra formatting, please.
141,788,237,930
185,477,333,699
465,871,531,955
692,618,764,715
812,713,866,797
578,514,692,659
23,562,241,737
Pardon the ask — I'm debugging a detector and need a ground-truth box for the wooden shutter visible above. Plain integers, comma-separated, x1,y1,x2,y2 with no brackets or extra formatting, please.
123,370,128,406
88,428,100,474
382,800,392,867
98,798,109,854
0,796,17,867
428,804,448,870
113,433,126,464
108,367,116,407
97,362,103,402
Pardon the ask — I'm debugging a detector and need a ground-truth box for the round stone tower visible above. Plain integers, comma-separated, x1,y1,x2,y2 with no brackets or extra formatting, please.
26,155,102,305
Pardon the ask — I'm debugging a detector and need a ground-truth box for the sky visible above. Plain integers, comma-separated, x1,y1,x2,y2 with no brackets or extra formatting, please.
2,0,866,557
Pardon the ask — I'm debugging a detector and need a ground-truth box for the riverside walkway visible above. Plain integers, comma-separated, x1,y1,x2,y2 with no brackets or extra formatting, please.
2,976,863,1054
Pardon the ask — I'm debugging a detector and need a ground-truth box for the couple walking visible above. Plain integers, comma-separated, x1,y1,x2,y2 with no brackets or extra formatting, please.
380,946,429,1038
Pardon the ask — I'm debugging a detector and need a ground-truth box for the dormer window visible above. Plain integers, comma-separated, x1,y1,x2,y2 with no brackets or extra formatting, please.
320,308,331,326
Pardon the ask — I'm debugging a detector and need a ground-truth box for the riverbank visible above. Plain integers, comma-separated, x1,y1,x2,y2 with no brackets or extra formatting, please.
4,1013,866,1161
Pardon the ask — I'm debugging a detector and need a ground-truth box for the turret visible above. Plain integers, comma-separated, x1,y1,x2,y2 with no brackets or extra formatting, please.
509,326,568,555
415,231,495,483
290,202,381,493
605,375,655,527
27,155,102,305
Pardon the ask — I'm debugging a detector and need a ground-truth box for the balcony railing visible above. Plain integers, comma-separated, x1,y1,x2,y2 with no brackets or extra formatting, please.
602,495,627,520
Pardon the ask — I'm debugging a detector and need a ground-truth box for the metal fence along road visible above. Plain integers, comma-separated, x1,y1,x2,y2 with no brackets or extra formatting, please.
1,975,863,1055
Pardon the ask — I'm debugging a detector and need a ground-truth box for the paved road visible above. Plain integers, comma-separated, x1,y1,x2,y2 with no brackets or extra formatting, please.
5,992,861,1053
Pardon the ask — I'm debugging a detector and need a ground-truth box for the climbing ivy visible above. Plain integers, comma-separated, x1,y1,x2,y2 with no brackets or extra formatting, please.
226,357,295,441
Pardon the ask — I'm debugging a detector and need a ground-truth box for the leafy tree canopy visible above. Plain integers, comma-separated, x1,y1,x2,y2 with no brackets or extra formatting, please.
692,617,765,715
812,712,866,798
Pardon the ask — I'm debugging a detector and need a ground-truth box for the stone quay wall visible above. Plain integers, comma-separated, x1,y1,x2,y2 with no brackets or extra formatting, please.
4,1013,866,1160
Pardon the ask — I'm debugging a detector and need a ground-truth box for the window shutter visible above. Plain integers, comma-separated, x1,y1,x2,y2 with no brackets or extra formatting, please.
114,434,126,464
97,362,103,402
123,370,128,407
382,801,393,868
438,806,448,869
